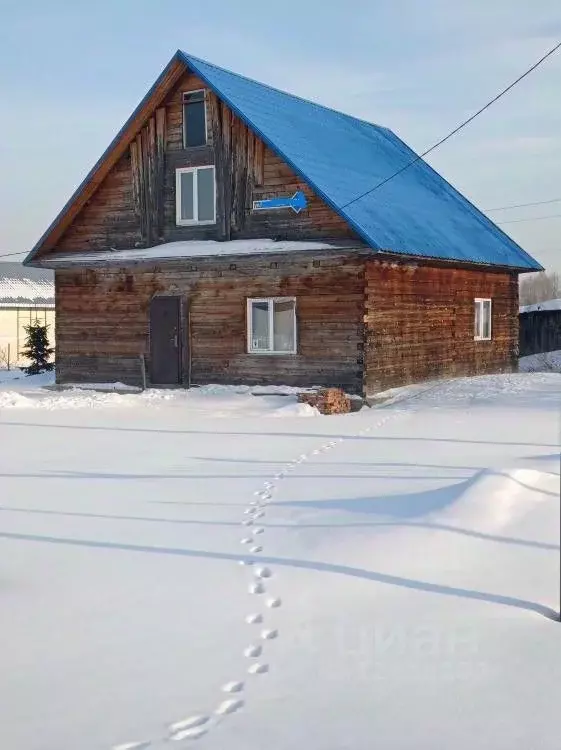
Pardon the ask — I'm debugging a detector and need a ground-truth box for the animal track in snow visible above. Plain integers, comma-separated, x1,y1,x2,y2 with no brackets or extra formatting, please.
169,725,209,741
215,699,244,716
168,716,210,734
249,581,266,595
222,681,244,694
113,409,408,749
254,567,272,579
261,629,279,640
248,663,269,675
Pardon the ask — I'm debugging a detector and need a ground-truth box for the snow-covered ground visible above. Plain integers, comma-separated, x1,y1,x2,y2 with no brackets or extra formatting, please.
1,370,560,749
519,349,561,373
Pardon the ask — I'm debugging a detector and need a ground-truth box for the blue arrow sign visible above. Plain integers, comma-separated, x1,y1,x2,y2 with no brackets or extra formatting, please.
252,191,308,214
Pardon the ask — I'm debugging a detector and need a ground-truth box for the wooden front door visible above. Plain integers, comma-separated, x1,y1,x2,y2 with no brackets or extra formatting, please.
150,296,182,385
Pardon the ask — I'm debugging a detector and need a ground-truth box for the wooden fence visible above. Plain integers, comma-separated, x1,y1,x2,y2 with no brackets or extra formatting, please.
519,310,561,356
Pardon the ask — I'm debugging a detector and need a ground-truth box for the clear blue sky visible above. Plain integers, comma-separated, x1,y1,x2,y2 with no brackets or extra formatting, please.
0,0,559,269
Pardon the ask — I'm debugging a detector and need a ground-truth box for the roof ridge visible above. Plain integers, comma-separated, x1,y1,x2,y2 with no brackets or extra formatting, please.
178,50,389,133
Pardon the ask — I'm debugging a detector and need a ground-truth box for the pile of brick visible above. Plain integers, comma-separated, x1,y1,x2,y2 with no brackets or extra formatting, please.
298,388,351,415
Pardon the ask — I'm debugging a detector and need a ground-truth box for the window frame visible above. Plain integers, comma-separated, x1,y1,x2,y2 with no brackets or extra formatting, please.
182,89,207,148
474,298,492,341
246,297,298,355
175,165,216,226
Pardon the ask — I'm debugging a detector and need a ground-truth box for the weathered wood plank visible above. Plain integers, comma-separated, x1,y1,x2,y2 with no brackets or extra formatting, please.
364,261,518,394
54,254,366,391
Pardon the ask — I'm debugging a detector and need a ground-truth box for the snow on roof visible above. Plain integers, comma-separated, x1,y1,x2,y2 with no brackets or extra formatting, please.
0,262,54,307
520,298,561,313
38,239,356,267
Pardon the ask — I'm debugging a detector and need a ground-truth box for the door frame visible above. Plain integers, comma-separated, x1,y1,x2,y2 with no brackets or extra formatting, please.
149,294,190,387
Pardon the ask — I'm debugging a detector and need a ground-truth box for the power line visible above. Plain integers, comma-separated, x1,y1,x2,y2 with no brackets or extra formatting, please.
497,213,561,225
341,40,561,211
0,250,29,261
486,197,561,212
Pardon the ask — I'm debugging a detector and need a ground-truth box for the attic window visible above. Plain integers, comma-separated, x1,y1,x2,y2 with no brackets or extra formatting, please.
183,90,207,147
176,166,216,225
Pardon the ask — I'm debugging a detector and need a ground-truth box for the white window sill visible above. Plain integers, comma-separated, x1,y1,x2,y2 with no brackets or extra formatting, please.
474,337,492,341
248,350,298,356
176,220,216,227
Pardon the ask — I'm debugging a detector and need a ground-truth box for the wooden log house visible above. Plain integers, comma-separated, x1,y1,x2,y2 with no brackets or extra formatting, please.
24,51,542,395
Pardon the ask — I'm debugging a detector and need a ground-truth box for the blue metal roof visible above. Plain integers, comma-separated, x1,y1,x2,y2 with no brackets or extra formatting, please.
179,51,542,271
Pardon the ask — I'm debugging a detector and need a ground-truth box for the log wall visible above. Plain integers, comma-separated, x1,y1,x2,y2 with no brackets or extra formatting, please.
54,252,365,392
364,261,519,394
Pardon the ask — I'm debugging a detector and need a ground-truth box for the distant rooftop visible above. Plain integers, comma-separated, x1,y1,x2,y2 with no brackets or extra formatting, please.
0,262,54,307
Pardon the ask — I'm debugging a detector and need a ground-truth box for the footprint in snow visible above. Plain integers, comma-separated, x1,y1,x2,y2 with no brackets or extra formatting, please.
215,699,244,716
248,663,269,675
249,545,263,553
169,725,209,741
261,629,279,640
168,716,211,741
253,527,265,535
254,567,272,579
249,581,266,595
244,644,263,658
241,538,253,545
168,716,210,734
246,613,263,624
266,597,282,609
222,681,244,694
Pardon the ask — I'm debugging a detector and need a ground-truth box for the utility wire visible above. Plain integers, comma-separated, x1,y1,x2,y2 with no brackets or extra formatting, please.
486,197,561,212
497,213,561,225
341,40,561,211
0,250,29,260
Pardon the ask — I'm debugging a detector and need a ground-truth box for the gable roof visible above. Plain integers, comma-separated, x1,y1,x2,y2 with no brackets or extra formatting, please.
0,262,54,307
25,50,542,272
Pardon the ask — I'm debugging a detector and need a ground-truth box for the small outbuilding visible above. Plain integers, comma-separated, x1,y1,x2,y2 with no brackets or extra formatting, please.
0,262,55,369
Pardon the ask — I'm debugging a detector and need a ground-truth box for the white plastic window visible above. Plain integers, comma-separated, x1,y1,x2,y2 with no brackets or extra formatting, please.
247,298,297,354
474,298,492,340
